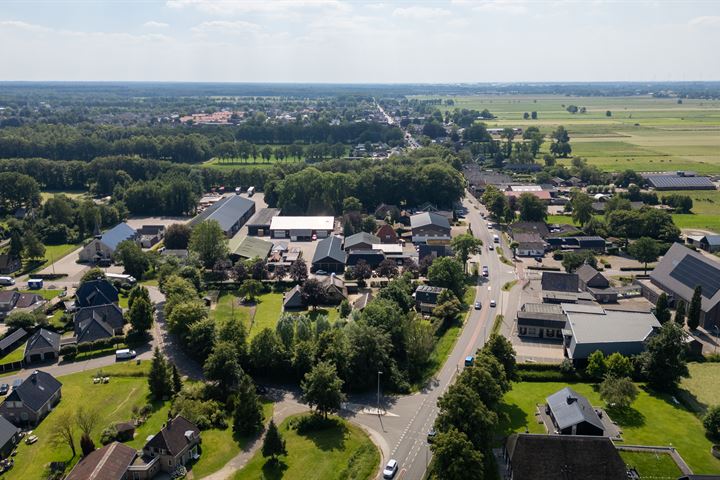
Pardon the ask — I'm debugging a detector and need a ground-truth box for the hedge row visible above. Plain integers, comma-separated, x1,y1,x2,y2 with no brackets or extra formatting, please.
60,335,126,357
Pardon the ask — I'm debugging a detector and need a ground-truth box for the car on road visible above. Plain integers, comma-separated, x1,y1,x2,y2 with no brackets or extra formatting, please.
427,428,437,443
474,301,482,310
464,355,475,367
488,244,494,251
0,384,8,396
482,266,489,277
490,299,496,307
487,222,493,229
383,459,399,479
115,349,137,360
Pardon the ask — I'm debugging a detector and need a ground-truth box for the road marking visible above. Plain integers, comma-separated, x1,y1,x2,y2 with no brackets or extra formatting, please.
487,286,492,291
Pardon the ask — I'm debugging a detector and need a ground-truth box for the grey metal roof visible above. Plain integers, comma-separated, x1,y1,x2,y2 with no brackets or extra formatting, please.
0,328,27,352
564,306,660,346
100,223,137,251
547,387,604,432
522,303,563,315
247,208,281,227
0,416,18,450
645,174,715,189
190,195,255,233
5,370,62,412
410,212,451,230
703,235,720,247
312,236,346,265
344,232,380,250
651,242,720,313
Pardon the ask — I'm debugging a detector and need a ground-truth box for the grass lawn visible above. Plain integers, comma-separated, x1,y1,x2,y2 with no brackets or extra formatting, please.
40,190,87,203
39,243,81,269
212,291,253,329
19,289,62,301
497,381,720,474
250,293,284,337
619,451,682,479
8,362,170,479
233,414,379,480
0,344,25,364
680,362,720,414
191,400,274,479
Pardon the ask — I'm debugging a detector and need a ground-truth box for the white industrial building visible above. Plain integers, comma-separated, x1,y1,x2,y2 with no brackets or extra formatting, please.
269,216,335,241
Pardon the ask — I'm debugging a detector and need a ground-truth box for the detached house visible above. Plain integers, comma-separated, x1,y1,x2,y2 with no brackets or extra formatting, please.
410,212,451,244
66,442,138,480
0,254,20,275
74,304,125,344
545,387,604,436
24,328,61,364
0,370,62,427
311,236,346,274
79,223,138,264
375,224,398,244
414,285,446,314
128,415,201,479
75,279,119,309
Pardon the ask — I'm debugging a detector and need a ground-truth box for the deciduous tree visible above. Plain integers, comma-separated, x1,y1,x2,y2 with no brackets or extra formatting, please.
301,361,346,419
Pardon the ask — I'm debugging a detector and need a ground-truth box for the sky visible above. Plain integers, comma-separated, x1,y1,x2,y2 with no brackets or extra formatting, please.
1,0,719,83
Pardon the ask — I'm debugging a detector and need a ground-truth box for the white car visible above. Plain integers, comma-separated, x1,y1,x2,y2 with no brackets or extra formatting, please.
490,299,497,307
383,459,399,479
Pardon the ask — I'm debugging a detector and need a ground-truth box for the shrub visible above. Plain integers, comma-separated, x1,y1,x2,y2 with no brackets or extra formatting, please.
703,405,720,440
100,426,117,445
290,414,338,434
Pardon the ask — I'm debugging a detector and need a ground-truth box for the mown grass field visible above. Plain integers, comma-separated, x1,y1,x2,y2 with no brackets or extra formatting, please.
233,414,379,480
619,451,682,479
416,95,720,173
5,362,170,480
497,380,720,474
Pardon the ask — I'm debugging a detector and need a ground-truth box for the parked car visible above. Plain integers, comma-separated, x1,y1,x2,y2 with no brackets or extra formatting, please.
115,349,137,360
315,270,328,276
0,277,15,287
383,459,398,479
0,384,8,396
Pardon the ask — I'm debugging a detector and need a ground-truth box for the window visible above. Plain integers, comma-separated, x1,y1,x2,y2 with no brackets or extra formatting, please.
527,328,537,335
546,329,555,338
519,327,527,335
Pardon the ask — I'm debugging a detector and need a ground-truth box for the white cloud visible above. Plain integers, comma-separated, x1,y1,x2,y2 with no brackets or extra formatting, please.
166,0,350,15
392,6,451,19
143,21,170,28
452,0,528,15
0,20,52,33
191,20,262,35
689,16,720,27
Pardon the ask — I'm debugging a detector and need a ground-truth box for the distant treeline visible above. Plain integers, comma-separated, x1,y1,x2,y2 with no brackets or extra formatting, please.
0,122,403,163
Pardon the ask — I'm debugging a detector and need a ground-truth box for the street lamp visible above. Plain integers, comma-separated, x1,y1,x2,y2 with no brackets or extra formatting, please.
377,371,383,415
714,325,719,354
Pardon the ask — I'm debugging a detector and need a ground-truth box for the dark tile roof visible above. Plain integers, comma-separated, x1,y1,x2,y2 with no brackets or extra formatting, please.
312,236,346,265
144,415,200,457
247,207,281,227
75,304,124,343
0,291,18,305
5,370,62,412
65,442,137,480
546,387,604,432
505,433,627,480
510,221,550,238
76,280,119,308
0,416,18,450
283,285,304,309
0,328,27,352
25,328,61,355
541,272,579,293
576,264,604,284
0,254,20,271
15,293,44,309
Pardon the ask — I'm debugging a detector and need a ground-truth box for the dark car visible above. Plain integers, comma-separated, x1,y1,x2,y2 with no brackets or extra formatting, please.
0,384,8,396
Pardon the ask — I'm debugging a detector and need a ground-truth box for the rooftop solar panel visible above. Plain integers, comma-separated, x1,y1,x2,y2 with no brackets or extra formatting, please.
646,175,715,189
669,255,720,298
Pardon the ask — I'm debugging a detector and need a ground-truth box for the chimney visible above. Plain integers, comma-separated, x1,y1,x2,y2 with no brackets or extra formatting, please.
566,395,577,405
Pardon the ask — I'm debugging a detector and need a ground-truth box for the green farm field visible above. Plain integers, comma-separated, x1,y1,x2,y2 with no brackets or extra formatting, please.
416,95,720,173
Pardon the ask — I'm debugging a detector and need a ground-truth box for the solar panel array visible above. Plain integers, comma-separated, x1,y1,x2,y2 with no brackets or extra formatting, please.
646,175,715,189
669,255,720,298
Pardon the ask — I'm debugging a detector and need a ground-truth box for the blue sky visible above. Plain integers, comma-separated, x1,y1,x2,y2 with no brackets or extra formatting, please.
1,0,719,82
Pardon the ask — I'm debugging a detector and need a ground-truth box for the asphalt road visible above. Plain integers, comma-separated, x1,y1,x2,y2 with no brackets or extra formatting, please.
348,193,520,480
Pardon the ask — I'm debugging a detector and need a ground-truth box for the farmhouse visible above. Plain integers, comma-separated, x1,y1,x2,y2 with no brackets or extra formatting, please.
311,236,346,273
576,264,617,303
644,172,716,191
78,222,137,264
189,195,256,237
647,242,720,330
512,233,546,257
509,221,549,239
24,328,60,364
410,212,451,244
246,208,281,236
545,387,604,436
136,415,201,476
503,434,627,480
137,225,165,248
0,370,62,427
269,216,335,240
516,303,565,340
562,304,660,360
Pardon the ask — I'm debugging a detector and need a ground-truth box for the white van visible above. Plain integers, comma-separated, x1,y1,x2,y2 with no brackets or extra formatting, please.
105,273,137,286
493,234,500,243
0,277,15,287
115,349,137,360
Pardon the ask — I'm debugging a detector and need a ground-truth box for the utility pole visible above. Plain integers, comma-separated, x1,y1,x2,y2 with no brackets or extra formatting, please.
377,371,383,415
